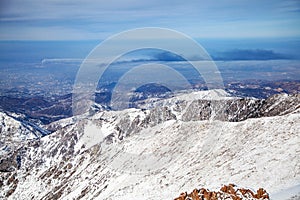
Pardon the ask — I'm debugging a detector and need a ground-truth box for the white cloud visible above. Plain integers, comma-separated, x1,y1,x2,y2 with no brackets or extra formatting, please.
0,0,299,40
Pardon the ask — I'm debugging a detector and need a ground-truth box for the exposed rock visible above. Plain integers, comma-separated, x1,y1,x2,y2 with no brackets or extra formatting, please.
174,184,270,200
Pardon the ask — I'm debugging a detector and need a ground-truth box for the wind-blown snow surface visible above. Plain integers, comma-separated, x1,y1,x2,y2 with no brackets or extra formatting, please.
0,91,299,199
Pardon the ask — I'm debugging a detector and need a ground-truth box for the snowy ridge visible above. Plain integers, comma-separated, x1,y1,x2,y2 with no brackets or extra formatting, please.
0,91,299,199
0,112,40,158
0,112,39,142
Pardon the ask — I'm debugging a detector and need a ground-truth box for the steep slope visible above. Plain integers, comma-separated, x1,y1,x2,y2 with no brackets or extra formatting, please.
0,112,43,173
0,91,299,199
145,91,300,122
0,112,40,142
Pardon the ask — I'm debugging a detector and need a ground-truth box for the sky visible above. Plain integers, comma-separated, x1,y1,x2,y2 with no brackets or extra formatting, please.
0,0,300,41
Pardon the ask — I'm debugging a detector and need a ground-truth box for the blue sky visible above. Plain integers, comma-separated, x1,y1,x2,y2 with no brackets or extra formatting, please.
0,0,299,40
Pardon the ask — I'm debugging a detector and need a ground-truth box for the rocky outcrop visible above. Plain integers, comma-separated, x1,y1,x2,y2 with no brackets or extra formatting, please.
178,93,300,122
135,91,299,123
174,184,269,200
92,93,300,144
0,151,21,172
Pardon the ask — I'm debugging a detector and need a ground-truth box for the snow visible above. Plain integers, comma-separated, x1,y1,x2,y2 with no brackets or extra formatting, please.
8,111,299,199
60,112,294,200
2,91,299,200
271,184,300,200
0,112,38,157
74,121,104,152
164,89,233,103
173,89,231,101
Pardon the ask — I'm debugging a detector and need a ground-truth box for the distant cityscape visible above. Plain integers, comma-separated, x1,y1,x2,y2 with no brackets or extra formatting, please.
0,60,299,124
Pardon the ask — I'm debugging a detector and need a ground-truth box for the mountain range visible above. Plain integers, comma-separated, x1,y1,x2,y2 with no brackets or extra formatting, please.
0,90,299,199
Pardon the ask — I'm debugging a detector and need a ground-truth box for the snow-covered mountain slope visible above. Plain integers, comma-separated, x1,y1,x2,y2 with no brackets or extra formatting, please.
0,111,47,173
0,111,43,171
0,91,299,199
0,112,40,142
271,184,300,200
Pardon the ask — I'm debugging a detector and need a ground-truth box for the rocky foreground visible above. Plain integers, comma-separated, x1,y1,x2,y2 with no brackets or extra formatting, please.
174,184,269,200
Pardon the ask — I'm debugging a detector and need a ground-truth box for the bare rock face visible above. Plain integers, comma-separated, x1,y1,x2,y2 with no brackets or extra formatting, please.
174,184,270,200
179,93,300,122
0,152,20,172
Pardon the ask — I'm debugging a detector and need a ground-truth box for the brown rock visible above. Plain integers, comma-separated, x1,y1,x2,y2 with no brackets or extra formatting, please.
174,184,270,200
255,188,269,199
174,192,187,200
189,189,200,200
